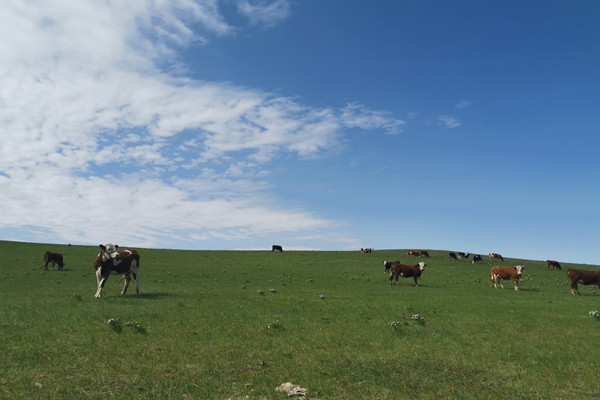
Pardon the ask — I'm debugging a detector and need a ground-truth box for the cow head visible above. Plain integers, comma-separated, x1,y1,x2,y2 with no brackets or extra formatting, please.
418,262,426,271
99,243,120,262
515,265,525,275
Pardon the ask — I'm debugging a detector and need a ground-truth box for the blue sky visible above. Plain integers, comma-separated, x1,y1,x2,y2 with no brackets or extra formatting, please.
1,1,599,264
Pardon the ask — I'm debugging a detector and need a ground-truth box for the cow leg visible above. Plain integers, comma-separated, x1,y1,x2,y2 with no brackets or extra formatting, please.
121,274,131,295
133,272,139,295
94,277,107,299
44,262,49,271
413,276,418,287
513,280,519,291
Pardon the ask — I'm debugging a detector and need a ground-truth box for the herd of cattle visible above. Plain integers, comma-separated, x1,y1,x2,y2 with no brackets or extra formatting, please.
42,245,600,297
380,250,600,295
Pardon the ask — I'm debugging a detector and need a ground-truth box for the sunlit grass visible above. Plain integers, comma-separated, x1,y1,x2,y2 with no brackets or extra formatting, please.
1,241,600,399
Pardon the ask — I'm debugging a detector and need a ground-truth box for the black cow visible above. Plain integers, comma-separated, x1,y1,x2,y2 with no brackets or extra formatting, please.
472,254,483,264
44,252,65,270
457,252,470,260
448,252,457,260
272,245,283,252
93,244,140,299
383,260,399,274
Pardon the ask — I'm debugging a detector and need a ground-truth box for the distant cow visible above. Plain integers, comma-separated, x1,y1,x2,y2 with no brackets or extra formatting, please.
448,252,457,260
457,252,469,260
417,250,429,258
43,252,65,270
489,253,504,262
361,248,373,254
472,254,483,264
490,265,525,291
93,244,140,299
566,269,600,295
545,260,562,270
389,262,426,286
272,245,283,252
383,260,399,274
407,250,418,257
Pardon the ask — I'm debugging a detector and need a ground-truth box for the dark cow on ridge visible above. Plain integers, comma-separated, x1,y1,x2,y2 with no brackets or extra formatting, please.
416,250,429,258
407,250,418,257
566,269,600,295
388,262,426,286
489,253,504,262
93,244,140,299
43,252,65,270
490,265,525,291
457,252,469,260
545,260,562,270
448,252,457,260
272,245,283,252
472,254,483,264
383,260,400,274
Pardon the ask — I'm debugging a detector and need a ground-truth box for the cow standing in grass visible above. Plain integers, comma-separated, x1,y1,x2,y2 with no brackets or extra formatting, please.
389,262,426,286
545,260,562,270
490,265,525,291
566,269,600,295
93,244,140,299
43,252,65,270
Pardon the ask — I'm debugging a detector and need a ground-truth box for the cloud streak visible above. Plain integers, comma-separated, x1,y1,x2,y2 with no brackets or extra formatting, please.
0,0,401,249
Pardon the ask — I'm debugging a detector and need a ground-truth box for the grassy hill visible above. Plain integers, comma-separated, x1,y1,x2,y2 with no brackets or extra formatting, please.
1,241,599,399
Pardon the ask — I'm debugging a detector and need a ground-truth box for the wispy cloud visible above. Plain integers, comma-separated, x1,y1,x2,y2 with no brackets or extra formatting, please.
0,0,401,249
454,100,472,109
237,0,291,29
437,115,461,128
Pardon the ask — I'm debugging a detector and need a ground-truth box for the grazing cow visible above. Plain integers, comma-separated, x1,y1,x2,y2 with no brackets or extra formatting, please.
472,254,483,264
566,269,600,295
457,252,469,260
389,262,426,286
489,253,504,262
545,260,562,270
383,260,399,274
448,252,457,260
417,250,430,258
43,252,65,271
93,244,140,299
407,250,418,257
490,265,525,291
361,248,373,254
272,245,283,252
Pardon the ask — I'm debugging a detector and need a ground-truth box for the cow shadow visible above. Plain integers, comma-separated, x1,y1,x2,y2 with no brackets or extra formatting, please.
135,292,174,300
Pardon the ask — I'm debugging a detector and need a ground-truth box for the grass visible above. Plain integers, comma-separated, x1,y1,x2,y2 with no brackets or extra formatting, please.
1,241,600,399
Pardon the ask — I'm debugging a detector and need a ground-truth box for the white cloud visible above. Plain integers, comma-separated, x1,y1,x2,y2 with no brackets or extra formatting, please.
236,0,291,29
454,100,471,109
437,114,461,128
0,0,403,249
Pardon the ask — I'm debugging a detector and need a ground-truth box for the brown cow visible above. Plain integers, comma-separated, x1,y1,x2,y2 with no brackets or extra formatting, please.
43,252,65,270
416,250,429,258
490,265,525,291
407,250,418,257
389,261,426,286
489,253,504,262
566,269,600,295
545,260,562,270
93,244,140,299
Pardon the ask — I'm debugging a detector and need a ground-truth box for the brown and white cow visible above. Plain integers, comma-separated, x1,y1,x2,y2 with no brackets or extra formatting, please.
566,269,600,295
489,253,504,262
490,265,524,291
93,243,140,299
389,262,426,286
43,252,65,270
417,250,430,258
545,260,562,270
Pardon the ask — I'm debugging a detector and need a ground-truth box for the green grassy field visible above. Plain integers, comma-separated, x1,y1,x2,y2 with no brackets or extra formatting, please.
1,241,599,399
